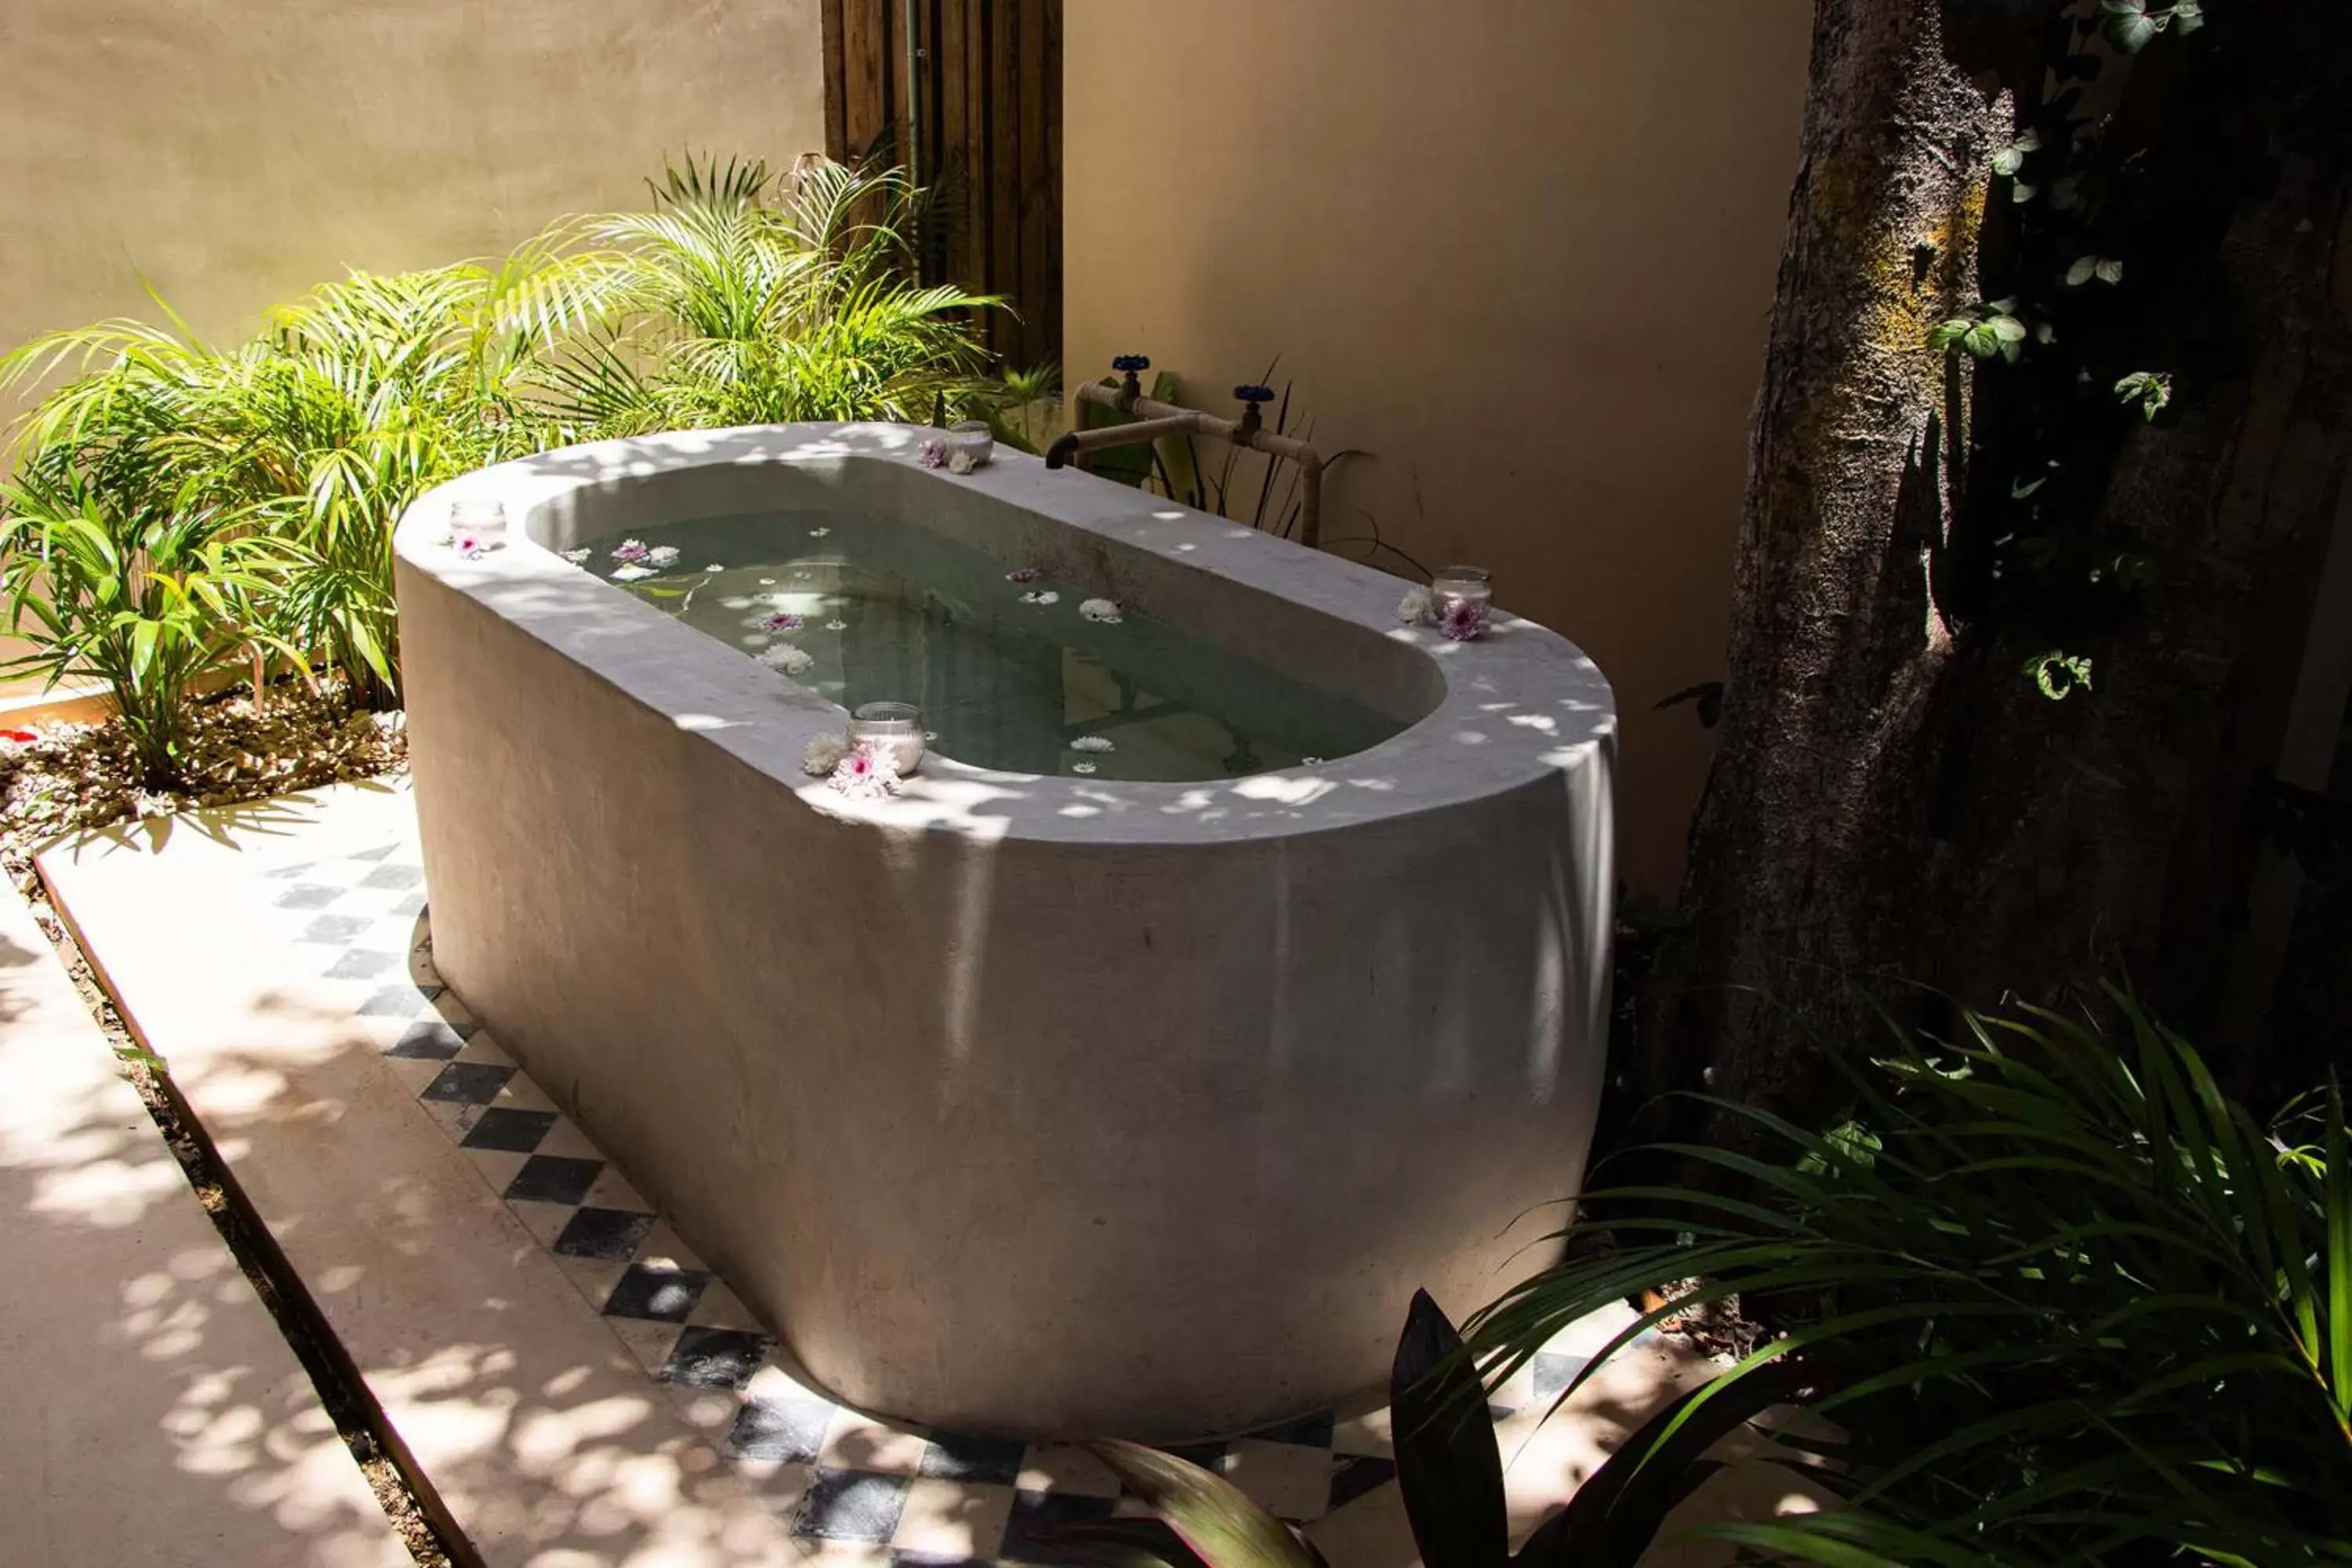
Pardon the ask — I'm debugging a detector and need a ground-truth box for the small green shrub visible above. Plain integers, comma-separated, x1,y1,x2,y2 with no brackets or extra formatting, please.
0,443,291,786
1466,992,2352,1565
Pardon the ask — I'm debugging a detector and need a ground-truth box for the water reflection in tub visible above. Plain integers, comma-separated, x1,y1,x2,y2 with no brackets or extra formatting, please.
572,511,1404,782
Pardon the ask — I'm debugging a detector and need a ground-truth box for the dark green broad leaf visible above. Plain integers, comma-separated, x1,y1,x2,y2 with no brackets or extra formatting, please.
1391,1290,1509,1568
1043,1517,1214,1568
1515,1361,1808,1568
1083,1441,1323,1568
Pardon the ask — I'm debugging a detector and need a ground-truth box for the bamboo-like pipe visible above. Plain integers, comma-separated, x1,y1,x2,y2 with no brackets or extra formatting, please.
1057,379,1328,547
1044,414,1212,468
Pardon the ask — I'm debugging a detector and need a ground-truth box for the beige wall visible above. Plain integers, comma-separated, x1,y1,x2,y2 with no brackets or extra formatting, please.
1064,2,1810,893
0,0,825,376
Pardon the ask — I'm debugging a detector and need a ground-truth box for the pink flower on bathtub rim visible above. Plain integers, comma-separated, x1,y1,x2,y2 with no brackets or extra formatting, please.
452,531,497,560
828,739,902,800
918,438,949,470
1439,597,1488,642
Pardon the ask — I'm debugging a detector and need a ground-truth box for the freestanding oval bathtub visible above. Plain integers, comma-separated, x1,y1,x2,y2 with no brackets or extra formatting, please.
393,423,1616,1440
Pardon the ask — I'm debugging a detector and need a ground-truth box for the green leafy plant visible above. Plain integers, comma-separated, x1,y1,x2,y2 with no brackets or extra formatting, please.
1,244,613,708
1465,993,2352,1565
0,446,291,785
540,154,999,432
2,151,991,746
1044,1291,1784,1568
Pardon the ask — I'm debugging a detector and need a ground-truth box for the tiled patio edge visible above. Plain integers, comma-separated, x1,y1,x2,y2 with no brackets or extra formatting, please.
0,884,410,1567
38,809,805,1568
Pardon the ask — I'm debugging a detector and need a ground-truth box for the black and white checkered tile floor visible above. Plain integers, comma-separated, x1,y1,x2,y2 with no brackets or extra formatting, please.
260,840,1604,1562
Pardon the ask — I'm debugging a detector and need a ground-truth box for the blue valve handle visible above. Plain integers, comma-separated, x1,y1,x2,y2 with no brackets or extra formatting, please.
1234,384,1276,404
1111,354,1151,372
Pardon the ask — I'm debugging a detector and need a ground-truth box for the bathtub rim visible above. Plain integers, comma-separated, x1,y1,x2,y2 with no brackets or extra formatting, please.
392,422,1617,849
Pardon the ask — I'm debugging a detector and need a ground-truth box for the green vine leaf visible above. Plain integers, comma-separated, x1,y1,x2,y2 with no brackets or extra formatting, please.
2115,371,2173,420
2027,651,2096,701
2067,256,2126,286
2173,0,2204,34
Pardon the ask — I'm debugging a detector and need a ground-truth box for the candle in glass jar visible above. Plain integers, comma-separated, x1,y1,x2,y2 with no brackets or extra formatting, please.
448,496,509,546
1429,566,1492,636
851,701,926,775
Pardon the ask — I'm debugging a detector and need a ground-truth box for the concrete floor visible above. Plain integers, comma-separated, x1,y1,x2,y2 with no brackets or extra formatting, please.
0,876,406,1566
34,780,1826,1566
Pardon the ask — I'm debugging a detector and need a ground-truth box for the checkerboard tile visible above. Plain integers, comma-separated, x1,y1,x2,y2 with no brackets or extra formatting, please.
259,840,1605,1562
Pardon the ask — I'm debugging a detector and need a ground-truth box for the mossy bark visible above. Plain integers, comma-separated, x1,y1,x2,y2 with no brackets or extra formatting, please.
1646,0,2352,1120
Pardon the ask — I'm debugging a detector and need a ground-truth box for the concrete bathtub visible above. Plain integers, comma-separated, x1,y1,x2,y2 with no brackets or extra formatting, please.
394,423,1616,1439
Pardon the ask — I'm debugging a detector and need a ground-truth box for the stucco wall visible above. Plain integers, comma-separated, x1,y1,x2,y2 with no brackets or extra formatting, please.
1063,2,1811,892
0,0,824,390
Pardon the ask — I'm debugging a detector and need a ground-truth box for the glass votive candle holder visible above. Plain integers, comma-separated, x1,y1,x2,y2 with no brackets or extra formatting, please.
448,496,509,545
851,701,926,775
946,420,995,466
1430,565,1492,637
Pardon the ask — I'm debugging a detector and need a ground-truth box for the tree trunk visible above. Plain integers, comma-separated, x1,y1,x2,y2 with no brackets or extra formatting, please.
1647,0,2352,1123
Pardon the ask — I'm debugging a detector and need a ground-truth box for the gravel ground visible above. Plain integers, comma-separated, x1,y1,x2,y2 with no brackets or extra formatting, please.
1,681,452,1566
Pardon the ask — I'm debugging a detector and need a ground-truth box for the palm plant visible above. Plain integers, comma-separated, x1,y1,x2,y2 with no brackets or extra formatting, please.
1464,993,2352,1565
537,155,997,432
2,152,993,749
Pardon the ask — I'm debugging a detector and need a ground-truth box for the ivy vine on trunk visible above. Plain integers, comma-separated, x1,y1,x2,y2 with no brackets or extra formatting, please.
1646,0,2352,1127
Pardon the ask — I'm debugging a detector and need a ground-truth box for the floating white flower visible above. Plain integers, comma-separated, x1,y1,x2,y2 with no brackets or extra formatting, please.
1079,597,1123,624
1301,755,1325,766
803,733,848,776
1071,761,1098,775
703,563,725,572
948,449,978,476
1019,590,1060,606
825,619,848,631
760,642,815,674
1071,735,1115,753
646,544,681,568
611,564,655,582
829,740,902,800
561,546,592,564
808,527,831,538
1396,588,1432,625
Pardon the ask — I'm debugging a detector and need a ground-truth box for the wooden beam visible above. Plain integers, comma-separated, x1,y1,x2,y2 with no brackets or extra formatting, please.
820,0,848,160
